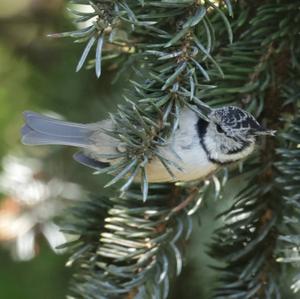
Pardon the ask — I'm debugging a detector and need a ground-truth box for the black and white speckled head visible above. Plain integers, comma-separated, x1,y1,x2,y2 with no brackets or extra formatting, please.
210,106,275,139
198,106,275,164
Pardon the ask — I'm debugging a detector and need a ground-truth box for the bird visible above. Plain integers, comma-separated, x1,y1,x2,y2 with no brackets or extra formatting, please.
21,106,275,183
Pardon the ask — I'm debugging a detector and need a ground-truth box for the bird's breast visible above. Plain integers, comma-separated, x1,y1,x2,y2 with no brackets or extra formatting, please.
146,134,218,183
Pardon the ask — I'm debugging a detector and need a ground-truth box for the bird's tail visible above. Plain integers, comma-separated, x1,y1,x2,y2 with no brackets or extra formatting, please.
21,111,93,148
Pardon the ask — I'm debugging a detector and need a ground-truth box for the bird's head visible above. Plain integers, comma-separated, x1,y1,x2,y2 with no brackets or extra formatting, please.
198,106,275,164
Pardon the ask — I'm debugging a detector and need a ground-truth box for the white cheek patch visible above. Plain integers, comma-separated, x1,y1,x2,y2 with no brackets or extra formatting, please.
204,124,255,163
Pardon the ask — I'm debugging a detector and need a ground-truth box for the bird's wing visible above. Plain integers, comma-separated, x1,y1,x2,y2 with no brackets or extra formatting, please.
85,119,121,164
73,152,110,169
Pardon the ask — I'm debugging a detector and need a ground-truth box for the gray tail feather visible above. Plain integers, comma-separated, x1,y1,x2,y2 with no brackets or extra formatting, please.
21,111,93,147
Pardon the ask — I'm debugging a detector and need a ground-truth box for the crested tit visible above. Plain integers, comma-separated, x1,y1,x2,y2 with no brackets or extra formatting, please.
21,106,275,183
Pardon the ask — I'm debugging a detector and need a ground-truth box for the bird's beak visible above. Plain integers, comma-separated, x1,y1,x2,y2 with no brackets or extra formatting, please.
254,129,276,136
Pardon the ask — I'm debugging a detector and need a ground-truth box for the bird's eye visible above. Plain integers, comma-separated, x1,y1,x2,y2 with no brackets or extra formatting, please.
216,124,224,133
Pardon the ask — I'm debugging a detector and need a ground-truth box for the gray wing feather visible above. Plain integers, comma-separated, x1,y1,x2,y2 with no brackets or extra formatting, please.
73,152,110,169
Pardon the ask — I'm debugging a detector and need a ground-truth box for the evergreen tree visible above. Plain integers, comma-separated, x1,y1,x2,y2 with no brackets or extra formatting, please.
24,1,300,298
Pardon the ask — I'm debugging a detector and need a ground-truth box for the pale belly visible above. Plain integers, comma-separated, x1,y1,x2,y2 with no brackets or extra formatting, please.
145,145,218,183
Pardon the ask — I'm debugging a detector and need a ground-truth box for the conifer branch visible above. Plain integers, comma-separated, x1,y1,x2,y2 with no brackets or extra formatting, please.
50,1,233,197
276,103,300,294
207,2,300,298
63,182,217,299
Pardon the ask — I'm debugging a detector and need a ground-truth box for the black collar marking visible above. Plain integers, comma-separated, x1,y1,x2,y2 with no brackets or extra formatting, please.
196,117,209,140
196,118,219,164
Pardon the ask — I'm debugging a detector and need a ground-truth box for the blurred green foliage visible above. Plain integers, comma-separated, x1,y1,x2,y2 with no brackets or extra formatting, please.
0,244,71,299
0,1,121,297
